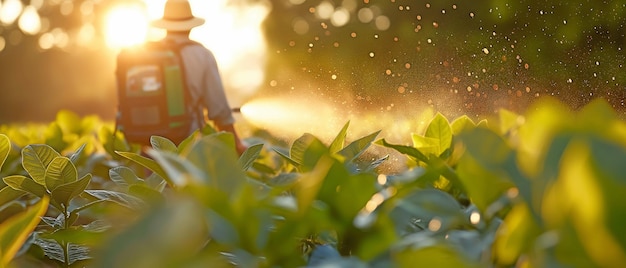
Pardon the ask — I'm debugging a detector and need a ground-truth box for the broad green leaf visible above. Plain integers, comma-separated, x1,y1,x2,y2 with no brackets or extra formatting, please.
150,136,178,153
0,186,26,207
56,109,82,134
375,139,429,163
238,143,264,171
185,135,247,193
424,113,452,156
457,154,514,213
458,127,513,170
337,130,381,162
115,151,170,186
411,134,441,157
44,122,66,152
395,244,480,268
50,174,92,207
128,184,164,204
0,196,48,267
44,156,78,192
68,143,87,164
92,199,208,268
459,127,534,212
295,155,333,215
321,162,378,222
0,201,24,223
498,108,522,135
544,140,626,265
3,175,46,197
329,121,350,154
0,134,10,171
390,189,464,233
148,148,214,187
33,237,90,265
273,149,300,167
201,132,236,150
22,144,61,185
493,203,540,266
84,190,145,211
450,115,476,135
99,126,131,157
290,133,318,165
108,166,141,187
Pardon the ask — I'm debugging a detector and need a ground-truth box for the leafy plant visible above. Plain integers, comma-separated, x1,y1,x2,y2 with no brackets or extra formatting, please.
0,99,625,267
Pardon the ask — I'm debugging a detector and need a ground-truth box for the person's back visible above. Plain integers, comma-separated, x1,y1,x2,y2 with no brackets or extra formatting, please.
162,33,237,136
122,0,246,154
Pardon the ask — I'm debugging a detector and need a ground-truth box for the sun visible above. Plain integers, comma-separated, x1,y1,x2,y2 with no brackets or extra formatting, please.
104,2,150,48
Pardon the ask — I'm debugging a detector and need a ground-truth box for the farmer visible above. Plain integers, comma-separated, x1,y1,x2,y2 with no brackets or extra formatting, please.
151,0,247,154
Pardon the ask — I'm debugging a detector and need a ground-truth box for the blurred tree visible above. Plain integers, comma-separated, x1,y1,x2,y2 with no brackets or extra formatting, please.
258,0,625,116
1,0,624,122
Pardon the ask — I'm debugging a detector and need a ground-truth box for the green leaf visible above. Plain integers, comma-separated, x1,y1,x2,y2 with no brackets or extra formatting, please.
375,139,429,163
0,186,26,207
3,175,46,198
108,166,141,187
424,113,452,156
128,184,164,204
44,122,66,152
450,115,476,135
290,133,318,165
33,237,91,265
184,135,247,193
50,174,92,207
493,203,540,266
390,189,464,233
295,155,334,215
68,143,87,165
411,134,441,157
499,109,522,135
395,244,480,268
329,121,350,154
150,136,178,153
147,149,208,187
0,196,48,267
92,199,207,268
337,130,381,163
115,151,170,186
457,154,514,213
0,201,24,223
84,190,145,211
238,143,264,171
44,156,78,192
0,134,10,171
21,144,61,185
274,149,300,167
56,109,82,134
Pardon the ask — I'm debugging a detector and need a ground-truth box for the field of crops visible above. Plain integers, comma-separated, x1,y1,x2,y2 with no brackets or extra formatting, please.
1,97,625,267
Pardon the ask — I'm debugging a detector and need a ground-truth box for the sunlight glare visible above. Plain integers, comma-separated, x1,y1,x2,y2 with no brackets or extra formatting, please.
104,0,269,100
0,0,23,25
104,3,149,48
18,5,42,35
240,96,341,141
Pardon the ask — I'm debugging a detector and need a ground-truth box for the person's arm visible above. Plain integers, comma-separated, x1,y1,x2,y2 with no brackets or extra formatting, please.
216,123,247,155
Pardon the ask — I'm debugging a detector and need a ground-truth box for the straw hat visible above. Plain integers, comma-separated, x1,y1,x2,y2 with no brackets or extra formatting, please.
151,0,205,31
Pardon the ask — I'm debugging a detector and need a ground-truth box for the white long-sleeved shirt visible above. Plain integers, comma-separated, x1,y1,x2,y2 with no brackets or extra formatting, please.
165,34,235,132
